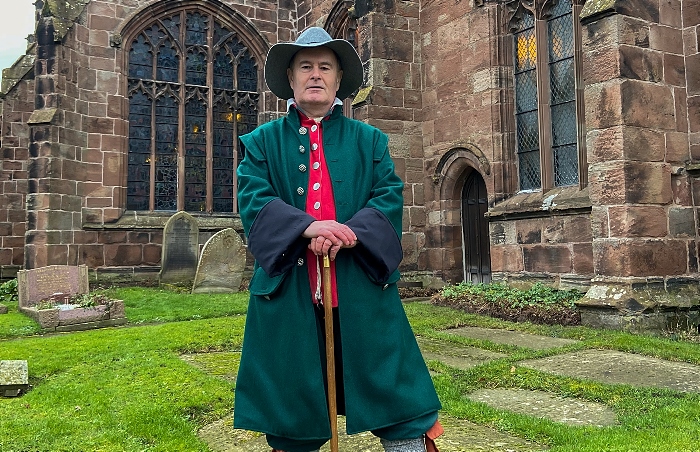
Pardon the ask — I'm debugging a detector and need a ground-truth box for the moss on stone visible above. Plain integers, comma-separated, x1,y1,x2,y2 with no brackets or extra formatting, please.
580,0,616,20
43,0,91,41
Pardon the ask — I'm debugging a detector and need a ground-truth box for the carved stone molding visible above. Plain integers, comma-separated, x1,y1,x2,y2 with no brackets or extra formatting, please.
507,0,561,31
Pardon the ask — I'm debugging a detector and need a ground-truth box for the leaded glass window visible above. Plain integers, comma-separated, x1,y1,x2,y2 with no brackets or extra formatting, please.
512,0,583,191
127,9,259,213
548,1,578,186
514,12,541,191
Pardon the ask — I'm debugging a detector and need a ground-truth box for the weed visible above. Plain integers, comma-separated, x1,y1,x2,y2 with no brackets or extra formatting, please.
0,278,18,302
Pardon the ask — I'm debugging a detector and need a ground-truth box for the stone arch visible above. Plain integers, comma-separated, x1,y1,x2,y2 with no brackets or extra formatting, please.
432,144,491,283
324,0,359,117
118,0,269,60
434,144,491,201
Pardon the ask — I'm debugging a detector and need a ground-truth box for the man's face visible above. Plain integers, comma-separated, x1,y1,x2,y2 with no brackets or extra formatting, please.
287,47,343,116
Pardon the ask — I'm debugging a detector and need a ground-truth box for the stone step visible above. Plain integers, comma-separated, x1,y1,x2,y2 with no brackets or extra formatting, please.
446,326,580,351
519,349,700,393
466,388,618,427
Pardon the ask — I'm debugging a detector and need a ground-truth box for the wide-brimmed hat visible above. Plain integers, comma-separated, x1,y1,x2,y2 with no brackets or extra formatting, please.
264,27,363,100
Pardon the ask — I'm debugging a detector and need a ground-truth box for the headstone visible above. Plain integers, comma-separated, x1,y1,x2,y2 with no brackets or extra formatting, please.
160,211,199,285
0,303,7,314
17,264,89,308
0,360,28,397
192,228,247,293
16,264,126,331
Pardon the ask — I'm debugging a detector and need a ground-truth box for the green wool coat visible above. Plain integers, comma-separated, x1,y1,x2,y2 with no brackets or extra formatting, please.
233,106,441,442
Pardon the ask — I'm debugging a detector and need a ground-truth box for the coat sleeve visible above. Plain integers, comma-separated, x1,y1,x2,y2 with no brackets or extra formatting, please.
344,132,404,284
237,131,315,277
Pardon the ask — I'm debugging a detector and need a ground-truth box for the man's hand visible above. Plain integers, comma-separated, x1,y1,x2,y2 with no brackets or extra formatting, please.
303,220,357,260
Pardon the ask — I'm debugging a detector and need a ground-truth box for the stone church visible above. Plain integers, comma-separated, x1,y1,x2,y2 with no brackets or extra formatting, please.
0,0,698,331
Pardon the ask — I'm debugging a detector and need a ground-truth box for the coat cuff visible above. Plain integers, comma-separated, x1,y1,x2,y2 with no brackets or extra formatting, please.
248,199,315,277
345,207,403,284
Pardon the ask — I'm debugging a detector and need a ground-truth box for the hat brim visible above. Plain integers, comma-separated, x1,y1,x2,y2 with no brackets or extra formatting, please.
264,39,363,100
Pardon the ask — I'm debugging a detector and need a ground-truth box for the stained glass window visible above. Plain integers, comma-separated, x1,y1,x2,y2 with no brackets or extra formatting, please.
127,7,259,213
548,1,578,186
513,12,541,190
512,0,582,191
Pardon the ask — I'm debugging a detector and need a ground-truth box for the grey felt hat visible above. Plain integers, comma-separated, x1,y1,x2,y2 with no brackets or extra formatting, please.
264,27,363,100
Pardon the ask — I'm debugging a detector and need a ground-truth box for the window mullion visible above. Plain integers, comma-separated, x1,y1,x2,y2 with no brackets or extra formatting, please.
177,10,186,211
535,17,553,191
572,3,587,189
206,13,214,213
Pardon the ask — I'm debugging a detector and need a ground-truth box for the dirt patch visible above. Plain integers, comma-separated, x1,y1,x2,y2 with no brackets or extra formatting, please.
430,294,582,326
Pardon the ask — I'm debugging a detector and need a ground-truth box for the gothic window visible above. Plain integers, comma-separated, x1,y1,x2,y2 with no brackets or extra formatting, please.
126,9,259,213
511,0,585,191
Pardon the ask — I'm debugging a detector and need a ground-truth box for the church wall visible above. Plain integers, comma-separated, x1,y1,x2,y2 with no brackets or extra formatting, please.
11,0,304,282
0,75,34,277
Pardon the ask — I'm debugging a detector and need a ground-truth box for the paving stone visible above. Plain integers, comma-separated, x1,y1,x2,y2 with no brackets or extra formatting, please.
519,349,700,393
446,327,580,351
198,414,548,451
418,336,508,370
0,360,28,397
467,388,618,427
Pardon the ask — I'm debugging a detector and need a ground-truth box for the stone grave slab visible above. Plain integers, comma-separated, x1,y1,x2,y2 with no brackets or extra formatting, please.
418,336,507,370
16,264,125,331
0,360,28,397
198,414,548,452
160,211,199,285
192,228,247,293
467,388,618,427
447,326,580,351
17,264,89,308
519,349,700,393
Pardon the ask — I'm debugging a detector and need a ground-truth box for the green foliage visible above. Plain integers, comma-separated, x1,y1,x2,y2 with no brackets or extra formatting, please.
0,278,18,302
440,281,583,309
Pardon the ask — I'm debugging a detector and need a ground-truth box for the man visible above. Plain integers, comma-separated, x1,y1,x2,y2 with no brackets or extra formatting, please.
234,27,443,452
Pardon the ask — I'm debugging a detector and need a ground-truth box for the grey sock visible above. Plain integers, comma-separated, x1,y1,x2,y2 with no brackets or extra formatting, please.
380,437,426,452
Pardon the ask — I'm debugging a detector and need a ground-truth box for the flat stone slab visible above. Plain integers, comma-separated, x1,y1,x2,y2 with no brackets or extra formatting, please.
418,336,507,370
447,327,580,351
0,360,28,397
467,388,618,427
198,414,548,452
519,350,700,393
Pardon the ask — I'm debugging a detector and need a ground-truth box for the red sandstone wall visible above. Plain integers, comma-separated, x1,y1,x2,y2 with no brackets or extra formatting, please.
0,77,34,276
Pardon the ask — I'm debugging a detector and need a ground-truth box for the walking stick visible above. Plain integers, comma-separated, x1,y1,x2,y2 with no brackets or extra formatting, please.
323,254,339,452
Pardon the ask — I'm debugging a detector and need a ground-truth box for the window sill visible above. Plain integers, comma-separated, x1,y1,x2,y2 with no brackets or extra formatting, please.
83,211,243,231
486,186,591,220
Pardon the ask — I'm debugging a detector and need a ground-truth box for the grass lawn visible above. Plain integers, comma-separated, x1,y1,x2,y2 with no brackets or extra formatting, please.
1,286,700,451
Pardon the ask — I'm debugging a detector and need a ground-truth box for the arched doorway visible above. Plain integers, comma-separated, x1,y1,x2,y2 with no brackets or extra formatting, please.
461,171,491,283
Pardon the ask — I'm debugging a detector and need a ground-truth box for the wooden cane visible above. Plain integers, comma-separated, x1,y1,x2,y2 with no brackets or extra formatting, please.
322,254,339,452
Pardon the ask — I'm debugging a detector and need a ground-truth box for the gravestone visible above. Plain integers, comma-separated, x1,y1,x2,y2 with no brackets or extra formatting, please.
160,211,199,285
0,360,28,397
18,264,89,308
0,303,7,314
16,265,126,331
192,228,247,293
